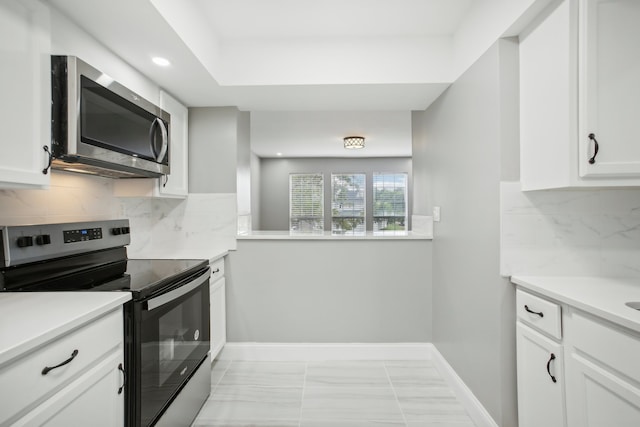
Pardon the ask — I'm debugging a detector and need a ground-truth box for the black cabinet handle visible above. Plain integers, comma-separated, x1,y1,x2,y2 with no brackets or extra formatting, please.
213,268,220,273
524,305,544,318
118,363,126,395
546,353,557,383
42,349,79,375
588,133,599,164
42,146,53,175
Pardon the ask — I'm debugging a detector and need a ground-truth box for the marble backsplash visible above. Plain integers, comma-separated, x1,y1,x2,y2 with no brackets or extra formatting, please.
501,181,640,277
0,172,237,258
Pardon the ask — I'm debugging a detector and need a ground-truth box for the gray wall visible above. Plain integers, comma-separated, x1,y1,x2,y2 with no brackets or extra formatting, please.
259,157,412,230
188,107,240,193
226,239,432,342
237,111,251,215
250,151,262,230
413,39,519,427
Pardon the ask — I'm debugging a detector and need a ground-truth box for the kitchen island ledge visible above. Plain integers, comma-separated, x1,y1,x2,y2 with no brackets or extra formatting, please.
237,230,432,240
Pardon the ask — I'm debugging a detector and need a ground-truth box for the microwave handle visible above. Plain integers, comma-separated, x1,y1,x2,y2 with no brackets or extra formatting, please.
150,118,169,163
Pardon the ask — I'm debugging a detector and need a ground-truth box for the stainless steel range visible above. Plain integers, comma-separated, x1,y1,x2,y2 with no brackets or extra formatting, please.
0,219,211,427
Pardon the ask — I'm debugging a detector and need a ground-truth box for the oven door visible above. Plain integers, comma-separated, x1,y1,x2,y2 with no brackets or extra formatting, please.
134,268,210,426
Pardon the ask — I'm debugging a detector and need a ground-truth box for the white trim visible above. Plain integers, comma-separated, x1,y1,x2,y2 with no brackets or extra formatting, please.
430,345,499,427
218,342,433,361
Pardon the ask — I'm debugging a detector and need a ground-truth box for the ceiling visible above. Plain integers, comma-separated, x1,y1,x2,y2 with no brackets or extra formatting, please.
46,0,541,157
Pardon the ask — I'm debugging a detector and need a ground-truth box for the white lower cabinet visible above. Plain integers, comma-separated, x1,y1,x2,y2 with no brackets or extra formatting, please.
516,288,640,427
13,351,124,427
516,288,566,427
565,310,640,427
209,257,226,360
1,308,125,426
516,323,566,427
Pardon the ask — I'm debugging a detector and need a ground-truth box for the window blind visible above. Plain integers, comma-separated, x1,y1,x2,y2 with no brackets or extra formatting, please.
289,173,324,232
331,173,366,235
373,173,407,235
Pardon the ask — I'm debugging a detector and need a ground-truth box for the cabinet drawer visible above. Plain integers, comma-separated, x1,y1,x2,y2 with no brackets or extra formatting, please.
0,309,122,425
516,289,562,339
566,310,640,383
210,257,224,283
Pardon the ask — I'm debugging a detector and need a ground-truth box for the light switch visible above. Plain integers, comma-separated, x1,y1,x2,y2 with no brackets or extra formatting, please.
433,206,441,222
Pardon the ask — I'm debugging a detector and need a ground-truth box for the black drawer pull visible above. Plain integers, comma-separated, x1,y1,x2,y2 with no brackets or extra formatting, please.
524,305,544,318
212,268,220,273
42,349,79,375
546,353,557,383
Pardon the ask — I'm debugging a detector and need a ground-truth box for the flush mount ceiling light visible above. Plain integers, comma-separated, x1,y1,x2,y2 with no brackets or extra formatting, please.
343,136,365,149
152,56,171,67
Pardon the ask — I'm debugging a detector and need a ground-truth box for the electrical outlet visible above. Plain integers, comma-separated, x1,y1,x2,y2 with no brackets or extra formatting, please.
433,206,441,222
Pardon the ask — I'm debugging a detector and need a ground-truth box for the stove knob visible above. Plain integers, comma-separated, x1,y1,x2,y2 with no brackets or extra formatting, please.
16,236,34,248
35,234,51,245
111,227,122,235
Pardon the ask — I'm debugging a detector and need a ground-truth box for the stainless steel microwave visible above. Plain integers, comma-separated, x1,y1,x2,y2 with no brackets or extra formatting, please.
51,56,170,178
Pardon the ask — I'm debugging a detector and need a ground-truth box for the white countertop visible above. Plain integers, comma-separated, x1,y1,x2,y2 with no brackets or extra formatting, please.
511,276,640,333
0,292,131,366
237,230,432,240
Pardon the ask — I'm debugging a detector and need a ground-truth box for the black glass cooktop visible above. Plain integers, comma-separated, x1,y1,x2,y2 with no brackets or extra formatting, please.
97,258,208,299
0,246,207,300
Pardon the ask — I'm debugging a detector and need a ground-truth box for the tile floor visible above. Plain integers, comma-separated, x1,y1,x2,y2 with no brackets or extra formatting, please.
191,359,476,427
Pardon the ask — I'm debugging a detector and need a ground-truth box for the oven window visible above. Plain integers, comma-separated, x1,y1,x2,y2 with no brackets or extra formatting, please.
157,291,202,386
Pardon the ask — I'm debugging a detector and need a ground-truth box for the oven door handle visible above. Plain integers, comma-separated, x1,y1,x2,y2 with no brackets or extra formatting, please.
146,268,210,311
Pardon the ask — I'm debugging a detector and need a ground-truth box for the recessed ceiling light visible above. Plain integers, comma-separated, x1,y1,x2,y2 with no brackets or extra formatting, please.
276,152,283,156
152,57,171,67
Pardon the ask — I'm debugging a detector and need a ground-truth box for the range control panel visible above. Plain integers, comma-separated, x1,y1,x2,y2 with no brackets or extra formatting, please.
0,219,131,268
63,227,103,243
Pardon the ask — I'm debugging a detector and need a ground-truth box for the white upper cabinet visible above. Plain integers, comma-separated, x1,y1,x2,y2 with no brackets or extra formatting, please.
0,0,51,189
520,0,640,190
578,0,640,178
114,90,188,198
158,90,189,197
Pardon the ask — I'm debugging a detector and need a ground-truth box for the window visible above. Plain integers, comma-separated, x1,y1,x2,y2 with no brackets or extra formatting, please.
331,173,366,235
288,171,409,234
289,173,324,232
373,173,408,235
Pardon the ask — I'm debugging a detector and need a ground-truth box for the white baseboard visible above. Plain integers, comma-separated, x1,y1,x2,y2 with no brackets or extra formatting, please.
218,342,433,361
430,346,499,427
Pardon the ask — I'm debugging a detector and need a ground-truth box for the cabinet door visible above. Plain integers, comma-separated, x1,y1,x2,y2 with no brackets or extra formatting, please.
0,0,51,188
516,322,566,427
578,0,640,177
159,90,188,197
566,352,640,427
210,277,226,359
13,351,124,427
